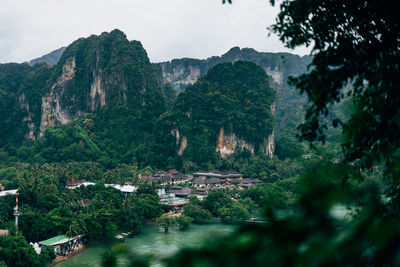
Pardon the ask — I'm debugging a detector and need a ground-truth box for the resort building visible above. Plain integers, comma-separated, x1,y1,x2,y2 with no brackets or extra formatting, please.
66,178,95,189
193,170,242,179
149,170,192,186
104,184,137,193
38,235,86,256
0,189,18,197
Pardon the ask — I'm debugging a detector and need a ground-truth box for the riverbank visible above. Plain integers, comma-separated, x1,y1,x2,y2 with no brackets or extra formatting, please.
50,245,88,266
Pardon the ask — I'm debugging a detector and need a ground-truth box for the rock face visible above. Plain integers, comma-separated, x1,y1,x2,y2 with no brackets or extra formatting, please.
169,61,275,160
216,127,255,158
265,102,276,157
216,101,276,159
158,47,311,90
19,93,36,140
90,70,106,111
31,29,162,137
171,128,187,156
161,64,201,90
159,48,311,158
40,57,76,136
264,67,283,85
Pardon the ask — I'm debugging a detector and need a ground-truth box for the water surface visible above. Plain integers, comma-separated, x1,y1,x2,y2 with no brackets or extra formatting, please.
56,223,236,267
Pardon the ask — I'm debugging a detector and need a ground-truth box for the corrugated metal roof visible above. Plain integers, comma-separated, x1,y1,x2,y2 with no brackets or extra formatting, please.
39,235,83,246
39,235,69,246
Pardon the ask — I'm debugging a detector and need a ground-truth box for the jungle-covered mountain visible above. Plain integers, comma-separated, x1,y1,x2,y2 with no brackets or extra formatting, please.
159,61,276,165
159,47,313,143
30,45,312,141
25,38,315,143
0,29,316,171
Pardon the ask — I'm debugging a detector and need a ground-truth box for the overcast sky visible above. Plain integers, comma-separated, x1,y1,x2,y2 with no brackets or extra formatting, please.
0,0,310,64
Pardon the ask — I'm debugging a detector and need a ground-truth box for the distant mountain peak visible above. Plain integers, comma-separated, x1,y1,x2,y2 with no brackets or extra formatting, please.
29,47,66,66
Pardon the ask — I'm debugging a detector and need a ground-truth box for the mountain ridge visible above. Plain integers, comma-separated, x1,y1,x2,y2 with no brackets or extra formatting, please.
0,29,311,169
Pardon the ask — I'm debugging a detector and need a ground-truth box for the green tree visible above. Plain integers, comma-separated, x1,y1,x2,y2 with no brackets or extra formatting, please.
203,191,232,216
218,202,250,224
183,203,213,224
0,235,41,267
101,250,117,267
175,215,192,230
274,137,303,160
156,216,177,233
270,0,400,176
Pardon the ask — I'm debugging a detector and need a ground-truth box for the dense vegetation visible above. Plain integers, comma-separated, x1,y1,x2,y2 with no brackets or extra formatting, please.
0,28,345,267
164,0,400,266
0,30,294,174
159,61,276,166
0,163,163,242
0,235,55,267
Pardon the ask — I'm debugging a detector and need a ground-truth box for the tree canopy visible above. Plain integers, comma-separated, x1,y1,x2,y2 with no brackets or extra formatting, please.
163,1,400,266
270,0,400,176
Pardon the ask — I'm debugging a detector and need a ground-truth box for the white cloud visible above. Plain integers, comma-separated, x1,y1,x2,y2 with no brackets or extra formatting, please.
0,0,310,63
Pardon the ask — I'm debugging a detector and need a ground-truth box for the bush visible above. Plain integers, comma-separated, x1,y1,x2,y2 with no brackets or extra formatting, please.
176,215,192,230
183,204,213,224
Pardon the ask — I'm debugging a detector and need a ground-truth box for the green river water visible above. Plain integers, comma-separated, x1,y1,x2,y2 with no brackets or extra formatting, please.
56,224,236,267
55,206,350,267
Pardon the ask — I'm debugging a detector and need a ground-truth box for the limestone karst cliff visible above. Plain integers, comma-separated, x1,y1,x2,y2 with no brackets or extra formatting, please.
159,46,311,90
159,47,312,152
15,29,164,139
0,30,313,167
167,61,276,161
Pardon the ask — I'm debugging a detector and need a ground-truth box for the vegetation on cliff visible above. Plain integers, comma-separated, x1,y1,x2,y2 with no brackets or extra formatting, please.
161,61,275,165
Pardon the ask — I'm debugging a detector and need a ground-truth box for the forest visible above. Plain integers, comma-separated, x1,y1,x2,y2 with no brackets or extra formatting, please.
1,0,399,265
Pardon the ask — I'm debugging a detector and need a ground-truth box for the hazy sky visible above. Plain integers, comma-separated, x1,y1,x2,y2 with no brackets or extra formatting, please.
0,0,310,64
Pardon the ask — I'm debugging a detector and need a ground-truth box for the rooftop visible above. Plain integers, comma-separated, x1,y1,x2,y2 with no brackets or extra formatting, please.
39,235,69,246
0,229,9,235
39,235,84,246
0,189,18,197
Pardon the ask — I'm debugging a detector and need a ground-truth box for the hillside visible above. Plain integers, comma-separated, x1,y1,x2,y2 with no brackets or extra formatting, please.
0,30,326,171
23,43,313,143
0,30,167,144
159,61,276,165
159,47,312,142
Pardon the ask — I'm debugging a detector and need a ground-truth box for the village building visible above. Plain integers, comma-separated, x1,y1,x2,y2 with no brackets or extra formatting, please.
0,189,18,197
0,229,9,235
38,235,86,256
219,184,237,190
167,185,192,198
191,177,206,188
191,188,209,200
79,199,92,207
66,178,95,189
104,184,137,193
193,170,242,179
205,178,222,188
148,170,192,186
157,188,167,198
